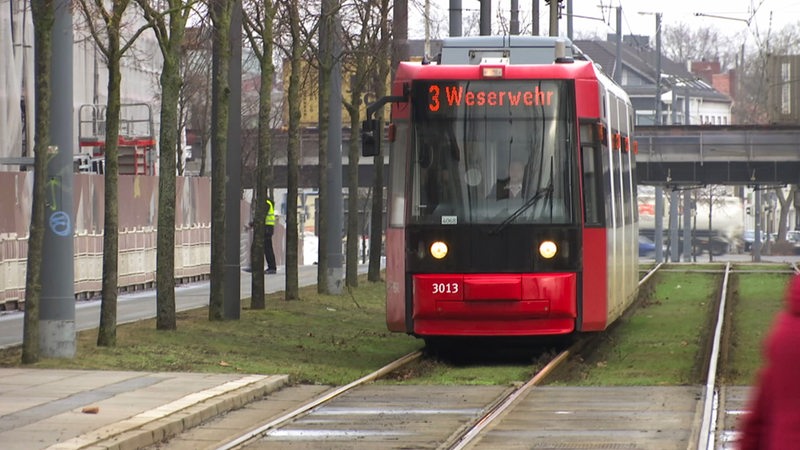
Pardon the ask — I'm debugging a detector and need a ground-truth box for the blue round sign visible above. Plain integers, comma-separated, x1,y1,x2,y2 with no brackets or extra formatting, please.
49,211,72,237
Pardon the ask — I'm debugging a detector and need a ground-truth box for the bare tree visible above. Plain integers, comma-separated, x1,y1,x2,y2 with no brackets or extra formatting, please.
283,0,303,300
242,0,275,308
735,23,800,124
662,23,738,71
367,0,390,283
22,0,56,363
269,1,318,300
181,25,213,177
341,0,382,288
75,0,152,346
774,185,797,245
135,0,194,330
208,0,235,319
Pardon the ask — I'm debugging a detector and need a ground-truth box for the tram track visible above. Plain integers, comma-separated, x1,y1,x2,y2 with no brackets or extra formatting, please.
206,264,668,450
147,262,800,450
214,350,424,450
709,263,800,450
443,262,665,449
173,264,768,450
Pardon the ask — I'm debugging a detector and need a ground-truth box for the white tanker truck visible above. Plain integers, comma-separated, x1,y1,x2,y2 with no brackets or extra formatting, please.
638,192,744,256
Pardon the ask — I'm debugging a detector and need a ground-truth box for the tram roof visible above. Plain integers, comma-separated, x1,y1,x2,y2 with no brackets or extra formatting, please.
439,36,577,65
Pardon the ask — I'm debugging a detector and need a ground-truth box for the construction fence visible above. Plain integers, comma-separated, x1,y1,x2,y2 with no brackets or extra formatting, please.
0,172,287,310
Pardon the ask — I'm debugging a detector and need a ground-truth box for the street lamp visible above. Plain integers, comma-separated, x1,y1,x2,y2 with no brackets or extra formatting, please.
693,12,749,26
639,12,662,125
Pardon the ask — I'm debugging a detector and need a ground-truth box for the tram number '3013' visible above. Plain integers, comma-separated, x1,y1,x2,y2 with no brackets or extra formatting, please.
432,282,459,295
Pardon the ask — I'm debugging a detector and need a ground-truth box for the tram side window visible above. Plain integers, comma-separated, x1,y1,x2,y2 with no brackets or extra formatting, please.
614,148,624,227
581,144,603,226
389,122,409,227
602,145,613,226
621,149,631,225
580,123,604,227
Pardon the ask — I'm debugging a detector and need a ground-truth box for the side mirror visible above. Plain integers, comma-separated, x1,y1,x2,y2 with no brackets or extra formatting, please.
361,119,381,157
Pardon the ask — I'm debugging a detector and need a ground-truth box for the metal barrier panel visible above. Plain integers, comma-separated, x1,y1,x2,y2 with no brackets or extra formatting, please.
0,172,268,309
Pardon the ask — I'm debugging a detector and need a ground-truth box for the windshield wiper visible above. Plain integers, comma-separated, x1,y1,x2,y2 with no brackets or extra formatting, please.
489,181,553,235
489,156,554,235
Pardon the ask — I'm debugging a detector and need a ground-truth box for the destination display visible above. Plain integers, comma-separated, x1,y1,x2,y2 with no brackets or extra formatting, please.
413,80,565,119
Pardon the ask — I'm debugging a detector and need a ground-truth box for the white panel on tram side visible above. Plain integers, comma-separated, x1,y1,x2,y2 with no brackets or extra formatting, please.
615,96,623,318
596,66,639,322
603,87,619,322
626,107,638,303
618,95,628,318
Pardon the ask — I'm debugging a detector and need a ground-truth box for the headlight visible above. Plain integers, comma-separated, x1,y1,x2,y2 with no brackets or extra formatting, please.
430,241,448,259
539,240,557,259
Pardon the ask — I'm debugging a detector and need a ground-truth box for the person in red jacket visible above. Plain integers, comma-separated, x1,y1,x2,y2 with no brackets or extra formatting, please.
737,274,800,449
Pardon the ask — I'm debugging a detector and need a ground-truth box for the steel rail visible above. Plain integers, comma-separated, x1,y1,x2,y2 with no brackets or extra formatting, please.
698,262,731,450
448,263,663,449
447,348,571,450
214,350,423,450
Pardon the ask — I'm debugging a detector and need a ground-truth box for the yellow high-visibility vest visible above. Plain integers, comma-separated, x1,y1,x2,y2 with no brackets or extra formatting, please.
265,198,276,226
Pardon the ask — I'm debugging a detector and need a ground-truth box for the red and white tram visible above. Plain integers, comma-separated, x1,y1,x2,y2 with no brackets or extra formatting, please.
363,36,639,343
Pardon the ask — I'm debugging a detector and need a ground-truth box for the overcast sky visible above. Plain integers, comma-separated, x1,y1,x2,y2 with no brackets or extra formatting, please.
409,0,800,41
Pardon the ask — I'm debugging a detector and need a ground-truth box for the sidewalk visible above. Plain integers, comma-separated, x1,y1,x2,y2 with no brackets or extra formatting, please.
0,368,288,450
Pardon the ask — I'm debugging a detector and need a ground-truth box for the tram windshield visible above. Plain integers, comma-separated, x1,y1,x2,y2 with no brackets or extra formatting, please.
409,79,577,225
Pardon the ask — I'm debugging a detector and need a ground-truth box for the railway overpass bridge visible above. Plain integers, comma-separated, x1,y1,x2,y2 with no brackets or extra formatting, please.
635,125,800,187
634,124,800,263
264,124,800,189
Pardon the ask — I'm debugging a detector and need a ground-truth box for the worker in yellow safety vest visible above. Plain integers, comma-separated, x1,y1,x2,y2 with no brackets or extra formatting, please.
263,191,277,274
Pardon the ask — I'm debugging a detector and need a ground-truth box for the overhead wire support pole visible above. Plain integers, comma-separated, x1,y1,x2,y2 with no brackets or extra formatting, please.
449,0,462,37
322,0,344,294
224,0,243,319
548,0,559,36
41,0,76,358
639,11,663,125
613,6,621,84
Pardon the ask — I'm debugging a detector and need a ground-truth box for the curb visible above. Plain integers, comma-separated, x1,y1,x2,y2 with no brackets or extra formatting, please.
46,374,289,450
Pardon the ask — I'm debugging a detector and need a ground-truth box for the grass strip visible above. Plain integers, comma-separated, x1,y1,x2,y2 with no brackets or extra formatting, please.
0,276,420,386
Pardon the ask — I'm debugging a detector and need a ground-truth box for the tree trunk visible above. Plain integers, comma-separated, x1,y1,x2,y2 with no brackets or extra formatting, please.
246,0,275,310
155,32,184,330
133,0,191,329
285,0,302,300
345,87,361,287
368,0,392,282
22,0,56,363
208,0,233,319
97,32,124,347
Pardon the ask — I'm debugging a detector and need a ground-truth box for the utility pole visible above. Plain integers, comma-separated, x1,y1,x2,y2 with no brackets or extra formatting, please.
224,0,242,319
655,13,662,124
479,0,490,35
510,0,519,35
640,11,663,124
449,0,462,36
613,6,622,84
424,0,430,57
548,0,558,36
566,0,572,40
323,3,344,294
41,0,76,358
